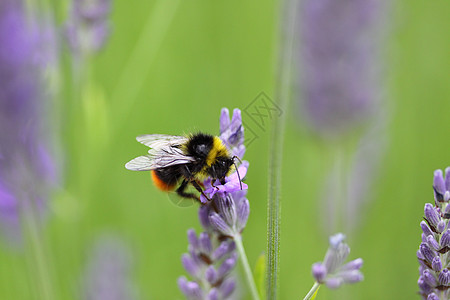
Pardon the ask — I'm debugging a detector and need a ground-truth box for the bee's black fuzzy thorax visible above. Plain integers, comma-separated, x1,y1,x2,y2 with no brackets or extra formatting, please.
185,133,215,160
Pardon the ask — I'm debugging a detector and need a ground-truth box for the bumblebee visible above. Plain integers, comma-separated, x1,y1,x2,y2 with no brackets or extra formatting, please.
125,133,240,201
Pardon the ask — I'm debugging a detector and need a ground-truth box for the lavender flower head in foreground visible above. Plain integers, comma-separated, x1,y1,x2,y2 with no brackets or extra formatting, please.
179,108,255,300
417,168,450,300
311,233,363,289
0,0,56,242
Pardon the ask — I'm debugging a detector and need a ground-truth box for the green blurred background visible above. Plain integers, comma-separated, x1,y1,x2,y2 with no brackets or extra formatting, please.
1,0,450,299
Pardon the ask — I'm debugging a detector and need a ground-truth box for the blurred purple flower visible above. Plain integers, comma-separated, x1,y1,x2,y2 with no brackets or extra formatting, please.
417,167,450,300
65,0,111,56
0,1,57,241
298,0,386,138
312,233,363,289
82,236,138,300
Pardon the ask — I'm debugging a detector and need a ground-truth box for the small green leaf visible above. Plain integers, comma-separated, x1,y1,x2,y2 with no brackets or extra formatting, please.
254,253,266,299
310,285,320,300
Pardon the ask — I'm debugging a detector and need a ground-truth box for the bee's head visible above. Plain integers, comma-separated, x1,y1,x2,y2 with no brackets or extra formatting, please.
208,156,234,183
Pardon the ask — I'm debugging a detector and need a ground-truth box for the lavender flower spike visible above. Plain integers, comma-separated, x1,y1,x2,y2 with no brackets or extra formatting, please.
417,167,450,300
311,233,364,289
180,108,259,300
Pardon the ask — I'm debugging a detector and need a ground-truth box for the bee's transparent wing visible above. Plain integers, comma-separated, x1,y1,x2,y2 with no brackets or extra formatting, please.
136,134,188,151
125,145,195,171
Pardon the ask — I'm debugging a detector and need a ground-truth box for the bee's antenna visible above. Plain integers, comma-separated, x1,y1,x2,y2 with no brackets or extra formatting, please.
232,156,243,190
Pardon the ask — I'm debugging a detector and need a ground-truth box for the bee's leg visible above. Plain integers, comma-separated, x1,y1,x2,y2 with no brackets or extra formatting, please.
191,180,211,202
176,179,199,201
210,180,220,190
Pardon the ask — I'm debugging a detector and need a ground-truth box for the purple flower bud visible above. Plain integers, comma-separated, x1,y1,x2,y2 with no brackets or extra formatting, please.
418,276,433,294
312,262,327,282
424,203,440,228
445,167,450,192
219,278,235,298
186,281,203,300
423,269,437,286
217,195,237,227
437,220,446,233
207,288,219,300
339,270,364,284
220,108,231,134
198,205,212,231
182,254,199,278
428,293,440,300
187,229,199,249
445,191,450,202
434,170,446,195
329,233,346,249
236,198,250,232
420,243,437,263
439,268,450,286
341,258,364,271
421,221,434,237
432,257,442,272
441,230,450,248
211,241,232,261
427,235,440,251
417,249,425,260
209,213,233,237
325,277,343,289
199,232,212,255
218,254,237,278
178,276,191,295
205,266,218,285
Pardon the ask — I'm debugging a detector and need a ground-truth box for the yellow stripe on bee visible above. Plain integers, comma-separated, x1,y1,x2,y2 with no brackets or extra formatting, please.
206,136,229,166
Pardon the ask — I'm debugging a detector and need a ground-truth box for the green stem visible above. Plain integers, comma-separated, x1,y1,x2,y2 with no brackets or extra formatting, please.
266,0,298,298
234,235,261,300
303,282,320,300
23,202,54,300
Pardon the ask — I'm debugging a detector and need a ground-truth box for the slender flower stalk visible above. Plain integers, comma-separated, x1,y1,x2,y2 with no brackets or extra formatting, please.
304,233,363,299
267,0,298,297
179,108,259,300
417,168,450,300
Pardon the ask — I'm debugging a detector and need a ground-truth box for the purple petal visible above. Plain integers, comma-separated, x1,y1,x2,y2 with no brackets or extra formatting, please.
236,198,250,232
312,262,327,282
220,108,231,134
209,213,233,237
219,278,235,298
434,169,446,194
